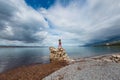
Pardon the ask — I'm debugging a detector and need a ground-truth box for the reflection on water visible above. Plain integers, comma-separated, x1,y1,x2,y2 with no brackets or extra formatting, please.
65,46,120,59
0,46,120,73
0,47,49,73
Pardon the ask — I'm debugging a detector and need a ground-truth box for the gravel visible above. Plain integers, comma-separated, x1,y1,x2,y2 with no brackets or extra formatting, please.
43,58,120,80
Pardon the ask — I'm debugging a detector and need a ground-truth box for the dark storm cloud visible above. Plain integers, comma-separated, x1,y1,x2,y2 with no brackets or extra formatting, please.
0,0,17,30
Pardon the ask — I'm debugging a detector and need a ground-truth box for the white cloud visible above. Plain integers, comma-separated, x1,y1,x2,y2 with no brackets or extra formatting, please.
40,0,120,46
0,0,49,45
0,0,120,46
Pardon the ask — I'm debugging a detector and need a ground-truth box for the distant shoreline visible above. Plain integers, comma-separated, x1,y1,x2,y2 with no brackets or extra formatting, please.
0,46,48,48
0,45,120,48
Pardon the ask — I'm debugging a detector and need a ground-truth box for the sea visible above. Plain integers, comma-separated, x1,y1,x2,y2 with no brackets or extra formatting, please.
0,46,120,73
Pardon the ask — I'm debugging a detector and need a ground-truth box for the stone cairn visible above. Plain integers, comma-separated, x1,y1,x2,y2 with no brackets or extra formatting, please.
49,46,70,63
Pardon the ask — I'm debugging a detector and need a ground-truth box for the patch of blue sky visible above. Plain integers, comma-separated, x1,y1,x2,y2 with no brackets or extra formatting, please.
25,0,55,9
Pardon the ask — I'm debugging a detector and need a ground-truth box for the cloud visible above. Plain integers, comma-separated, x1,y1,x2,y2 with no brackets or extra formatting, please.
0,0,49,45
0,0,120,46
40,0,120,45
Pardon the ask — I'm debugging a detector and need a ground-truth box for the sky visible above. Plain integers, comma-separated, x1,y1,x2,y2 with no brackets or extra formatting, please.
0,0,120,46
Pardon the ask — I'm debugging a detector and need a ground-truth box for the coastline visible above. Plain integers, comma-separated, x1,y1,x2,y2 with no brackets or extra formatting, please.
44,53,120,80
0,53,120,80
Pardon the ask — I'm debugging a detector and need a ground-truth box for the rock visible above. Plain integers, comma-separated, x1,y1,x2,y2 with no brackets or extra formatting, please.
49,46,70,63
43,60,120,80
93,54,120,63
43,54,120,80
110,54,120,63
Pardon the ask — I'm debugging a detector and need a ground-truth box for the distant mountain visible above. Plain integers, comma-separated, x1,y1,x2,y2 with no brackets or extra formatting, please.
93,40,120,46
83,36,120,47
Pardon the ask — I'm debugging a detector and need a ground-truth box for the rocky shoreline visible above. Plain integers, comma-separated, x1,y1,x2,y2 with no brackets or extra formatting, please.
43,53,120,80
0,53,120,80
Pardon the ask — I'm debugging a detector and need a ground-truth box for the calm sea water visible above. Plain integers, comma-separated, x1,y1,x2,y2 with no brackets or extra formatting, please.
0,46,120,73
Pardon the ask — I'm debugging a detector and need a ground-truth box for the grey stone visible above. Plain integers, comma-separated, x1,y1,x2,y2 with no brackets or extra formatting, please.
43,54,120,80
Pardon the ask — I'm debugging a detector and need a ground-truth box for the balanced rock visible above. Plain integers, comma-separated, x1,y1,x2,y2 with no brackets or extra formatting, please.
49,46,70,63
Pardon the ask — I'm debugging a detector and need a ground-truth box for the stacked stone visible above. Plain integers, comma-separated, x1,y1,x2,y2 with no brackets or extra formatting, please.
49,46,69,62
